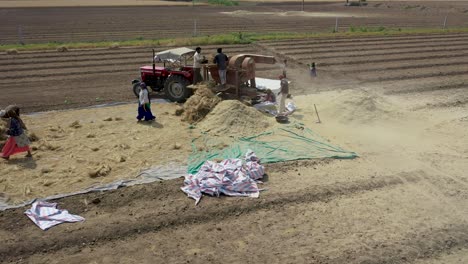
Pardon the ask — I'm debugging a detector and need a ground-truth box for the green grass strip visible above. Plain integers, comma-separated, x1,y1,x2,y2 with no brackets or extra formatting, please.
2,27,468,52
207,0,238,6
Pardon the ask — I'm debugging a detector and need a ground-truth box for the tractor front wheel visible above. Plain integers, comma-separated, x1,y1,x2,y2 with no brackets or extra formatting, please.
164,75,190,103
133,82,141,98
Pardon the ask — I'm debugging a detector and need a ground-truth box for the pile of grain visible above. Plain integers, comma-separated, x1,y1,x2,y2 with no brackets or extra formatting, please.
331,91,396,124
183,85,221,123
197,100,273,137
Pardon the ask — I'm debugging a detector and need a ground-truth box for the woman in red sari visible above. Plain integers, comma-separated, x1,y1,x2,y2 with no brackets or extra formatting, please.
1,105,32,160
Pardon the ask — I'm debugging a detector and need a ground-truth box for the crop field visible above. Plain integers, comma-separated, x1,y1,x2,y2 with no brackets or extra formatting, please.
1,1,468,264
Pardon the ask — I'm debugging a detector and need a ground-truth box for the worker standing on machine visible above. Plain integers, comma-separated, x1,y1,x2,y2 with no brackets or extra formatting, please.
213,48,229,88
193,47,205,84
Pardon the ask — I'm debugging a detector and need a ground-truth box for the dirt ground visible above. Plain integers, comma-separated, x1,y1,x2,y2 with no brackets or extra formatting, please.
1,1,468,44
0,0,193,8
3,0,466,8
1,1,468,263
1,82,467,263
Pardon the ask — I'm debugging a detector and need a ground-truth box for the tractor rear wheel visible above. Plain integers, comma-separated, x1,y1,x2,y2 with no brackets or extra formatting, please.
164,75,190,103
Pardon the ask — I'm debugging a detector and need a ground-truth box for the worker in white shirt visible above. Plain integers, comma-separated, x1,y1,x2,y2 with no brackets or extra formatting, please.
277,75,289,114
136,82,156,122
193,47,205,84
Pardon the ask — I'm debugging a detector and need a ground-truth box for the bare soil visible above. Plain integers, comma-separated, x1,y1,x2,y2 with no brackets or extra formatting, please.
1,1,468,44
1,2,468,263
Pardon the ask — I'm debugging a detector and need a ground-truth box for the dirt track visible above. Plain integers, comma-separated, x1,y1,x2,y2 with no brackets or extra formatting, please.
1,1,468,264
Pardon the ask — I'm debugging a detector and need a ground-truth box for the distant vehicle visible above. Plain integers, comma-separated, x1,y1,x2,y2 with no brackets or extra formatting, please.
131,47,196,102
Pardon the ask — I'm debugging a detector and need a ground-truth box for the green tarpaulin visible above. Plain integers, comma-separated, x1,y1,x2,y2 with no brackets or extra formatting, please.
188,124,358,174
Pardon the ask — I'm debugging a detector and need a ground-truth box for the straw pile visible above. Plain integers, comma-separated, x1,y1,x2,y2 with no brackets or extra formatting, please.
197,100,273,137
332,91,394,124
182,84,221,123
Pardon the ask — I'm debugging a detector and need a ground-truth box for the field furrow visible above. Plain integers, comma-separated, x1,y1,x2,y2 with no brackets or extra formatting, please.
268,35,468,51
283,40,468,56
365,69,468,83
293,45,466,66
329,57,468,73
0,47,258,72
259,33,468,46
0,45,257,62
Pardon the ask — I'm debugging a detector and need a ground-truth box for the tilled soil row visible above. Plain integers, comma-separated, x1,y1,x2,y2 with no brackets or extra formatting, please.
282,39,468,56
2,21,456,44
0,75,135,113
0,45,257,63
0,47,259,74
364,69,468,83
254,33,468,95
2,3,468,44
1,24,332,42
258,33,468,45
267,34,468,50
335,58,468,74
6,14,450,32
2,20,449,40
1,67,136,81
300,48,468,63
306,48,468,66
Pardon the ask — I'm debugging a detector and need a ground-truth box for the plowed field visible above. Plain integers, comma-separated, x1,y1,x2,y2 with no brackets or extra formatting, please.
1,1,468,263
1,1,468,44
258,32,468,95
0,44,261,112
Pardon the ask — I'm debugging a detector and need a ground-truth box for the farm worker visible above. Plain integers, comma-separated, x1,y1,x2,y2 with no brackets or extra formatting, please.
193,47,205,84
136,82,156,122
1,105,32,160
264,89,276,103
282,59,287,78
309,62,317,77
213,48,229,87
277,75,289,114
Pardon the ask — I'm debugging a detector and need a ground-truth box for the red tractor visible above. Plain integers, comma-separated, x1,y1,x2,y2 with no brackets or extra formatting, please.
132,47,278,102
131,47,197,102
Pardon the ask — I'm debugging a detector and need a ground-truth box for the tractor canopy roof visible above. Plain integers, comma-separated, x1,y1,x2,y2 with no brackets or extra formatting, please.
154,47,195,63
